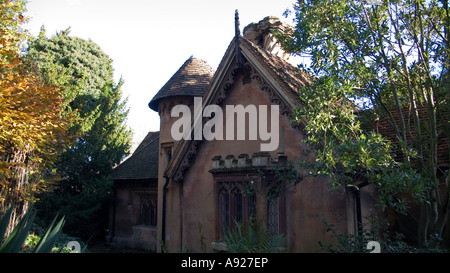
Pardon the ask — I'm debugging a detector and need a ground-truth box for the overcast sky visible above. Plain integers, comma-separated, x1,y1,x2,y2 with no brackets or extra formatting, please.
24,0,299,148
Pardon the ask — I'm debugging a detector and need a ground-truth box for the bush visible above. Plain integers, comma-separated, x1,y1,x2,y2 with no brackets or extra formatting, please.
220,221,287,253
318,213,448,253
0,204,66,253
22,221,88,253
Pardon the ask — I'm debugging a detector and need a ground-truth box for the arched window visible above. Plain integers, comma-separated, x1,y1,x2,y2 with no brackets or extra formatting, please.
140,197,157,227
215,175,285,238
217,180,256,236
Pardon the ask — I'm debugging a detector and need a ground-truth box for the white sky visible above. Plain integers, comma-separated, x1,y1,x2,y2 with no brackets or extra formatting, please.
24,0,299,148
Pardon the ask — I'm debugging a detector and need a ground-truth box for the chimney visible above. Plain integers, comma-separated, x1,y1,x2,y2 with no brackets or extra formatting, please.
243,16,290,60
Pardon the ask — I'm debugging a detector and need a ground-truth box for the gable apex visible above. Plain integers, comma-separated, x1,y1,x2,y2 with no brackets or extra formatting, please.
164,34,311,182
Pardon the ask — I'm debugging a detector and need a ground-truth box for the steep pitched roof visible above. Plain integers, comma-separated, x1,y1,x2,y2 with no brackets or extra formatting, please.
164,35,311,181
111,131,159,181
148,57,215,111
239,36,311,103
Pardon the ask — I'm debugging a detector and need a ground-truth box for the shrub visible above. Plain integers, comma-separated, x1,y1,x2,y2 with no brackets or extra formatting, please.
0,205,65,253
318,214,448,253
221,221,287,253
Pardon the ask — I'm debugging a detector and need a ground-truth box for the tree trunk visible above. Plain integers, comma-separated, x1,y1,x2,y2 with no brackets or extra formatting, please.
418,204,430,247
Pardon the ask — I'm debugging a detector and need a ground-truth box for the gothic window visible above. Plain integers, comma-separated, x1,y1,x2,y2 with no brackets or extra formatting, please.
215,174,286,238
267,196,281,234
217,180,256,236
266,182,286,235
140,196,157,227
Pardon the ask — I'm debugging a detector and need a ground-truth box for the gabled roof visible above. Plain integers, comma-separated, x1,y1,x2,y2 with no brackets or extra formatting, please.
164,35,311,181
239,36,311,104
111,131,159,181
148,57,215,111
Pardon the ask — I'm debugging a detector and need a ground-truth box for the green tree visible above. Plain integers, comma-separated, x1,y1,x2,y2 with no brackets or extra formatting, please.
277,0,449,248
27,28,132,240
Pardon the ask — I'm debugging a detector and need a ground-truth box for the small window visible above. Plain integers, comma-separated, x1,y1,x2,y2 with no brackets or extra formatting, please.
161,142,173,170
140,197,157,227
267,197,280,234
266,179,285,235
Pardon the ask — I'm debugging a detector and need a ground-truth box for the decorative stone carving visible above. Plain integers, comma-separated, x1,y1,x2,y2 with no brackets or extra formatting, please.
211,152,288,171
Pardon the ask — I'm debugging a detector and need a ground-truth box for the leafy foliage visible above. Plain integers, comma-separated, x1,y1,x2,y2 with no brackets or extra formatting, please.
0,0,75,233
277,0,449,247
0,204,65,253
318,214,447,253
27,29,132,240
221,221,287,253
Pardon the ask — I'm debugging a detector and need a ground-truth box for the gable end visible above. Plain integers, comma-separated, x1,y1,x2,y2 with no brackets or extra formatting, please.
165,37,310,182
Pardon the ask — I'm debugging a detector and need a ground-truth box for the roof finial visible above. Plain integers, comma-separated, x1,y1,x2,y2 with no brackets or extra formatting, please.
235,9,240,37
235,9,242,66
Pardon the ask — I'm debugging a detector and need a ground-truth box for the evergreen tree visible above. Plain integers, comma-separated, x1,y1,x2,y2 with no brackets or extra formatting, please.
27,28,132,240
